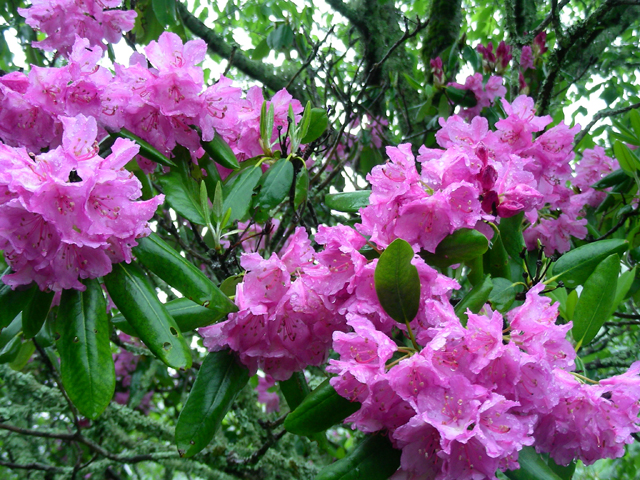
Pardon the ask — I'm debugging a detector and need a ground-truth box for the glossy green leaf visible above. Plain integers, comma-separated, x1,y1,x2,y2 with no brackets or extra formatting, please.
591,169,630,189
252,38,270,60
572,254,620,349
484,232,510,279
175,350,249,457
253,158,294,211
314,434,401,480
152,0,177,26
325,190,370,213
267,24,294,50
499,212,526,260
109,129,176,168
284,378,360,436
219,274,244,297
56,279,115,419
280,371,310,410
421,228,489,268
566,289,578,321
134,233,237,314
613,140,640,174
504,447,563,480
104,262,192,370
550,239,628,288
301,108,329,144
157,155,207,224
445,86,478,107
629,109,640,140
22,288,54,339
222,163,263,222
294,166,309,209
9,339,35,371
202,133,240,170
0,314,23,364
612,266,636,312
454,275,493,326
0,273,36,330
112,297,222,333
547,457,576,480
488,277,517,312
374,238,421,324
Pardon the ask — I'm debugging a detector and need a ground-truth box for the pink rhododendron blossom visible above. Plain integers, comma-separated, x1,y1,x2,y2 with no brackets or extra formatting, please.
0,114,163,291
18,0,136,56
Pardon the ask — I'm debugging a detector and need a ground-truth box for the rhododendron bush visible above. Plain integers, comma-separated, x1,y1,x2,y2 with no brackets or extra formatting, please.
2,0,640,479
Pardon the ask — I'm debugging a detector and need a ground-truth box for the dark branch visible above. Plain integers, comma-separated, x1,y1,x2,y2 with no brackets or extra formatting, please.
0,460,68,474
176,2,304,100
575,101,640,145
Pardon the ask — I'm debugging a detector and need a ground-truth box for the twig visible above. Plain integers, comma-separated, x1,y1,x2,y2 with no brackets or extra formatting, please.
594,208,640,241
0,459,69,474
286,27,335,90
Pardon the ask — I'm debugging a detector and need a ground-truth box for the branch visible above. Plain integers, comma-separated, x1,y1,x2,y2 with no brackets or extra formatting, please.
286,26,334,90
528,0,571,40
227,430,286,467
176,2,304,100
575,100,640,145
0,459,69,474
613,312,640,319
324,0,365,30
536,0,637,114
593,208,640,241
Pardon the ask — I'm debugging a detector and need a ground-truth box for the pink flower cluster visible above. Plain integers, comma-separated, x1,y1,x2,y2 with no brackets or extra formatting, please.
199,225,460,380
18,0,136,55
359,95,615,255
449,74,506,121
0,32,302,172
329,285,640,479
0,114,163,291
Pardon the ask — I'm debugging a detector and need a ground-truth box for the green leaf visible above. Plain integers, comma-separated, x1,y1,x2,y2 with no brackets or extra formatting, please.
253,158,294,211
219,274,244,297
267,24,294,50
301,108,329,144
0,314,23,364
284,378,360,436
613,140,640,174
454,275,493,326
134,233,238,314
314,435,401,480
629,109,640,140
252,38,270,60
484,231,510,279
488,277,517,312
565,289,578,321
222,163,263,222
611,266,636,314
157,154,207,225
0,275,36,330
297,102,313,145
420,228,489,269
294,167,309,209
202,133,240,170
152,0,177,27
112,297,223,333
56,279,115,419
109,129,176,168
9,340,35,371
550,239,628,288
572,254,620,349
462,44,481,71
279,371,311,410
175,350,249,457
402,73,422,91
547,457,576,480
22,288,54,339
591,169,630,189
104,262,192,370
374,239,421,324
445,86,478,108
504,447,563,480
325,190,370,213
499,212,526,260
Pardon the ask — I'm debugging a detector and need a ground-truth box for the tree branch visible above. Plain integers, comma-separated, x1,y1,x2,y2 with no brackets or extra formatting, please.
176,2,304,100
575,100,640,145
324,0,365,30
0,459,69,474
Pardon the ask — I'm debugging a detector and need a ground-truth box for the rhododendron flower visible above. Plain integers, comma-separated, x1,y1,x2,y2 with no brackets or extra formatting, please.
0,114,163,291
